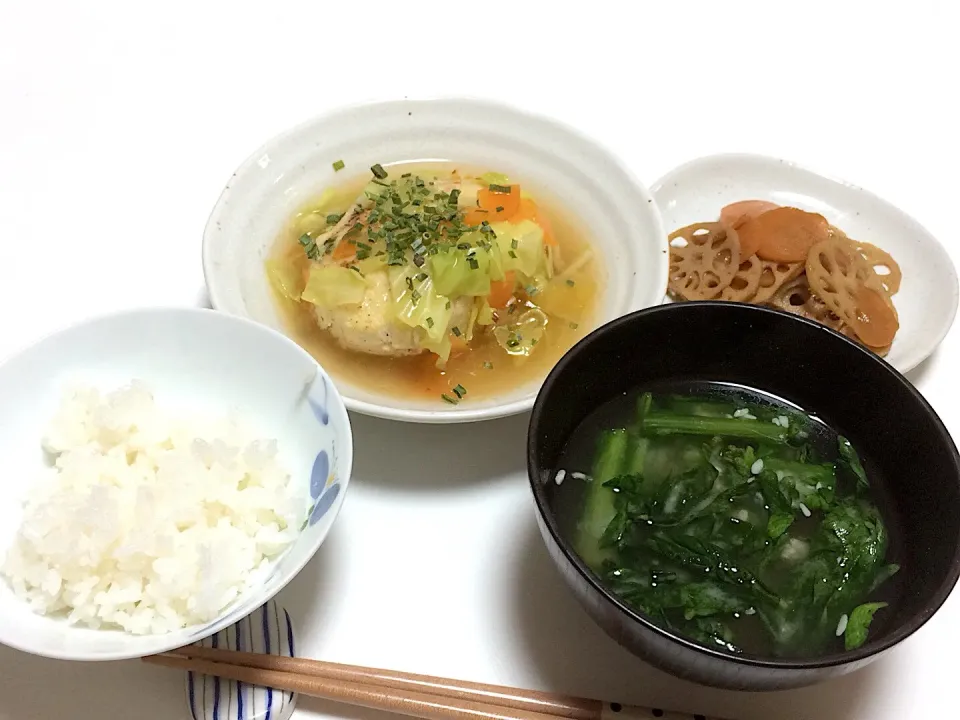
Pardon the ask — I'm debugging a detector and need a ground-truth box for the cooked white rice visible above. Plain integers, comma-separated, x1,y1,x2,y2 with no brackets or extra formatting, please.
1,381,304,635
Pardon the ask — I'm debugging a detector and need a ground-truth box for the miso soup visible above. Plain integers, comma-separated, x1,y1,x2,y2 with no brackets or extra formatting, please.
550,381,903,659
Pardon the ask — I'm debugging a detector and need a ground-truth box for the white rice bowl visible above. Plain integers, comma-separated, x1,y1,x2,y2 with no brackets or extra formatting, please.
2,381,307,635
0,308,352,660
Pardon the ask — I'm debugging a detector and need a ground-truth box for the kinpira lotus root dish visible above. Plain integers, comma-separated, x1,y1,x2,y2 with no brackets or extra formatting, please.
667,201,902,355
266,162,600,405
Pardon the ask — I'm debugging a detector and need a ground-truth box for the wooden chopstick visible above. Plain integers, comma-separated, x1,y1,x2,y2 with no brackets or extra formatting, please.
153,645,599,719
148,652,564,720
144,646,726,720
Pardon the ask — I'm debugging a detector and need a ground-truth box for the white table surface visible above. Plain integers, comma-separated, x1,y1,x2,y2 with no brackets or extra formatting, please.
1,1,957,718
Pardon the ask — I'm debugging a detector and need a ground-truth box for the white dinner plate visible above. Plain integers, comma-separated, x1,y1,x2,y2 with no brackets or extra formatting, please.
651,153,958,374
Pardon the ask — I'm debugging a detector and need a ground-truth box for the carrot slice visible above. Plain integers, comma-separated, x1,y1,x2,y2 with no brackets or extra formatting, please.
512,197,539,223
739,207,831,263
510,197,557,246
488,271,516,309
468,189,557,245
720,200,780,230
852,286,899,348
477,184,521,221
464,208,490,226
720,200,780,257
331,240,356,262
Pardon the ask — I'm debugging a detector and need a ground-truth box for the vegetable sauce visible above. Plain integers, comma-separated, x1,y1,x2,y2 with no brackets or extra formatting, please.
550,382,903,659
266,162,601,403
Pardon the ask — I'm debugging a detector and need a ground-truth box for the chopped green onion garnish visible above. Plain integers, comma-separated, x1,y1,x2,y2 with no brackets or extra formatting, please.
495,206,504,213
452,384,467,399
488,183,512,194
483,361,493,370
332,160,345,172
415,272,428,282
426,317,434,328
467,257,479,270
508,250,517,259
326,213,343,224
569,322,579,330
449,189,460,205
511,238,519,249
441,393,458,405
401,172,411,178
566,279,576,287
371,163,388,179
297,233,321,260
445,300,451,310
451,326,462,337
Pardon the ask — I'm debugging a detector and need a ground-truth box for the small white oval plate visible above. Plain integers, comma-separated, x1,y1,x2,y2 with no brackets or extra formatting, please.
0,309,351,660
204,98,667,424
651,153,958,374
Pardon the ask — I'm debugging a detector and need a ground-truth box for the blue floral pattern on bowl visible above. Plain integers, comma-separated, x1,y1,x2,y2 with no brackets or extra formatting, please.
307,442,340,527
306,374,330,426
305,375,340,527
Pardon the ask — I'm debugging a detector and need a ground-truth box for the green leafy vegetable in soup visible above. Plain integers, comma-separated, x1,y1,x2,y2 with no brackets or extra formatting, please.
266,163,599,404
556,385,900,658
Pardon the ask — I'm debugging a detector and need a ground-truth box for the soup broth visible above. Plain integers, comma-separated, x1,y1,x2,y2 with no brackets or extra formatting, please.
266,162,601,403
550,381,903,659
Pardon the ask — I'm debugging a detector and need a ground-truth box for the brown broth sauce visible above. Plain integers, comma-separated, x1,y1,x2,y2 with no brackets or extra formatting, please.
266,162,602,402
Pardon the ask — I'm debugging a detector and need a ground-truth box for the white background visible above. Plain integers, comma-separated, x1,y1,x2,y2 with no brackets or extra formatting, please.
1,1,957,718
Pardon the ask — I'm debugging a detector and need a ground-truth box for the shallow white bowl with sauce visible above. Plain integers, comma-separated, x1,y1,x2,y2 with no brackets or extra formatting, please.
203,99,668,424
0,308,351,660
651,153,958,374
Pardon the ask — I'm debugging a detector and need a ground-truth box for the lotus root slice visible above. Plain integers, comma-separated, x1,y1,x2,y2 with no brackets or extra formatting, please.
720,254,763,301
769,275,846,330
668,222,741,300
752,260,806,303
854,241,902,296
805,238,899,348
